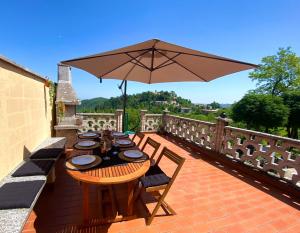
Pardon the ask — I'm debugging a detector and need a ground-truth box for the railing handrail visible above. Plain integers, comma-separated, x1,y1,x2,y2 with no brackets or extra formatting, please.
76,113,115,116
166,114,216,126
145,113,163,117
226,126,300,144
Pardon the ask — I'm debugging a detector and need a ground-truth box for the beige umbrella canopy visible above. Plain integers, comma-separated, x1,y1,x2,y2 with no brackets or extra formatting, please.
61,39,257,84
61,39,257,132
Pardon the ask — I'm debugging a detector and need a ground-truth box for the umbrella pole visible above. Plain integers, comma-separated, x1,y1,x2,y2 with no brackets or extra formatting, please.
122,80,127,132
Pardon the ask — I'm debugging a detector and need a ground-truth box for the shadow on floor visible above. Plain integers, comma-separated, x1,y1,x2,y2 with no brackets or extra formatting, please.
160,133,300,211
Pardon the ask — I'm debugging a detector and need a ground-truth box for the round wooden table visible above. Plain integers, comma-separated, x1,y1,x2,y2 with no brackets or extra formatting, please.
66,154,150,224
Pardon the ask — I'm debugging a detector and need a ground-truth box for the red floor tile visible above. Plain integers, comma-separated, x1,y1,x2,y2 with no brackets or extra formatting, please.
22,133,300,233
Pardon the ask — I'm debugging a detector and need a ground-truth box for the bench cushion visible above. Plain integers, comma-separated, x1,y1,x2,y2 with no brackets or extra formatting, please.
30,148,64,160
0,181,45,210
12,160,54,177
141,173,170,188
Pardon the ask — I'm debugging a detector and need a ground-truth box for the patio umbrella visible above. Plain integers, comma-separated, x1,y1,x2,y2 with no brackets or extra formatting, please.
61,39,257,131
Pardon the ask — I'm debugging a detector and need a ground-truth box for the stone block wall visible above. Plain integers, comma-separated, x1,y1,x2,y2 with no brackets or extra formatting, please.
0,57,53,180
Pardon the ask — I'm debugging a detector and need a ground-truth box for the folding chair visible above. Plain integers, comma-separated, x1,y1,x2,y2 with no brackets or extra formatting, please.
139,147,185,225
132,132,145,147
140,137,161,163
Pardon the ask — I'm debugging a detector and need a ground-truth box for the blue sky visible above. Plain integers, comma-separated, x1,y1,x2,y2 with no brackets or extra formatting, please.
1,0,300,104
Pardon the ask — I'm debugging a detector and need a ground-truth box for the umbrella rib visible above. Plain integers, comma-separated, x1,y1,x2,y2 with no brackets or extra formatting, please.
129,61,147,69
155,50,209,82
153,53,181,70
126,52,151,71
148,40,159,83
62,48,151,63
97,50,150,78
154,61,176,70
156,49,257,67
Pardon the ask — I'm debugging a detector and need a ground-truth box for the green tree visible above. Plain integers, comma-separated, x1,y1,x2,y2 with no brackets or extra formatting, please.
282,91,300,139
231,93,289,132
208,101,220,109
249,47,300,96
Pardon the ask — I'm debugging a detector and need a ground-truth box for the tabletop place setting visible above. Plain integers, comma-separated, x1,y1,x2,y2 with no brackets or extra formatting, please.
68,130,148,171
64,130,151,224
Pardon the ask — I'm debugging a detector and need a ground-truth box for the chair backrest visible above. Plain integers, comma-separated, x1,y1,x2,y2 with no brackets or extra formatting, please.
156,147,185,183
132,132,145,147
141,137,161,160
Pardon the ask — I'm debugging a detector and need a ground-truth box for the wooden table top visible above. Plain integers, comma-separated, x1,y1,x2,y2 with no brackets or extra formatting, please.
67,137,150,185
67,159,150,185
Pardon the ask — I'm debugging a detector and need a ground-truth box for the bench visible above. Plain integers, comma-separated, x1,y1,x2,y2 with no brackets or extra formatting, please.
0,137,66,233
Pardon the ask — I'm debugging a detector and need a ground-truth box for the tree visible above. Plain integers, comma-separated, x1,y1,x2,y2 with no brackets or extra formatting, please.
231,93,289,132
249,47,300,96
208,101,220,109
282,91,300,139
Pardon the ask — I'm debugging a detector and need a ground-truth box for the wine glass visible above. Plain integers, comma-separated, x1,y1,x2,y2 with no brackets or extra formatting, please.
102,139,111,161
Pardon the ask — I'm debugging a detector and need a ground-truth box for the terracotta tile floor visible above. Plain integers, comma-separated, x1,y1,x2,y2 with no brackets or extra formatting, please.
22,134,300,233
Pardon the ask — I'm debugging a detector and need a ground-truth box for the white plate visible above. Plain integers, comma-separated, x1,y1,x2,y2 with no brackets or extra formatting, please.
82,132,97,137
112,132,126,137
78,140,96,147
116,139,132,145
72,155,96,165
124,150,143,159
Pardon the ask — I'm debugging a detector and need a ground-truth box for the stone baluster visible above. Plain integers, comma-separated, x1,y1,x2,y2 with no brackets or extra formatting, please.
140,110,147,132
214,117,230,153
162,109,169,132
115,109,123,132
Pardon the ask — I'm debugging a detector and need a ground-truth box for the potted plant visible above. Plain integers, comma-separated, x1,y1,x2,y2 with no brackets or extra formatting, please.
57,101,65,123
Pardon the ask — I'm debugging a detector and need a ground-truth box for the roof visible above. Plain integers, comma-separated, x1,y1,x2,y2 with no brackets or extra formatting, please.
0,55,47,81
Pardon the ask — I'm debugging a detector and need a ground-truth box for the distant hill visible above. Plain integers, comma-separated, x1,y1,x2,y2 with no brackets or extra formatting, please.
220,103,232,108
78,97,108,112
77,91,192,113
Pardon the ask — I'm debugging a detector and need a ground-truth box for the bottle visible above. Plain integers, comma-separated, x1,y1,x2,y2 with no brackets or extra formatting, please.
101,140,106,155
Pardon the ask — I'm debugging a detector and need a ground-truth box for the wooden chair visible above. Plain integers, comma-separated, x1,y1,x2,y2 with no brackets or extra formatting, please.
140,137,161,163
132,132,145,147
139,147,185,225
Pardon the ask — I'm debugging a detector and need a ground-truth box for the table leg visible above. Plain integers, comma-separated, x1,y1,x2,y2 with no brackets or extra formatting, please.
127,181,135,216
82,183,90,225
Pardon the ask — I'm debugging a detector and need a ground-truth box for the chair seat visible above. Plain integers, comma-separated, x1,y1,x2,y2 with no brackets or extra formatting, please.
0,180,45,209
30,148,64,160
145,164,164,176
12,160,54,177
141,173,170,188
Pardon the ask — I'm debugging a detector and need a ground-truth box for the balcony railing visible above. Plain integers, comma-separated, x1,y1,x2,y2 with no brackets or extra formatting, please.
140,110,162,132
76,110,123,132
73,109,300,188
223,126,300,185
164,114,216,150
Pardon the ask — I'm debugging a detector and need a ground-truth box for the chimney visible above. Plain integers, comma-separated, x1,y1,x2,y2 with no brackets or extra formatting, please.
54,64,81,148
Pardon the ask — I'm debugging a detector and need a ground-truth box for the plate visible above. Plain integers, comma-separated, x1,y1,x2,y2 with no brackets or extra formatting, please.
78,140,96,147
124,150,143,159
82,132,98,137
72,155,96,165
112,132,126,137
116,139,132,145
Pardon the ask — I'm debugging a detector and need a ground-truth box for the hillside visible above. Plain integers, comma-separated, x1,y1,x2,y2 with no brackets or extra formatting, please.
78,97,108,112
77,91,192,113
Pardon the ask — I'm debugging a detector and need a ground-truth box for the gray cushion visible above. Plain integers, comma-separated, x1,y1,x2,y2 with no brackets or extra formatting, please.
30,148,64,160
145,164,164,176
141,173,170,188
12,160,54,177
0,181,45,209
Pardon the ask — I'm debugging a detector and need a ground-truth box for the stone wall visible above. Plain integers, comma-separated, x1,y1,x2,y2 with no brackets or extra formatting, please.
0,57,53,180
